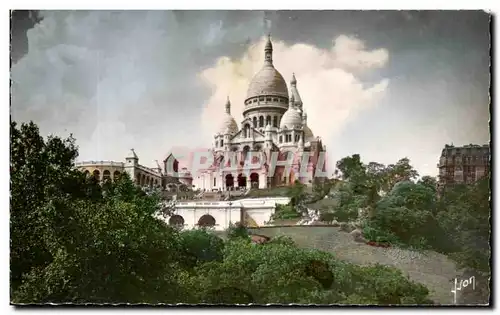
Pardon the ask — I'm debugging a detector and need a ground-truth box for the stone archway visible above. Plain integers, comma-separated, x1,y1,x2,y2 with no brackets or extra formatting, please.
92,170,100,181
83,170,90,177
103,170,111,182
113,170,121,181
198,214,216,228
237,173,247,188
225,174,234,190
169,215,185,227
250,172,259,188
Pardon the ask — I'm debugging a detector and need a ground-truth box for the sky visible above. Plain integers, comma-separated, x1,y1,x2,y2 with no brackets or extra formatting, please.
10,10,491,177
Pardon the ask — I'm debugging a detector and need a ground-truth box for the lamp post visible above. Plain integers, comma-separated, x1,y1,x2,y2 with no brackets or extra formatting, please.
228,201,232,227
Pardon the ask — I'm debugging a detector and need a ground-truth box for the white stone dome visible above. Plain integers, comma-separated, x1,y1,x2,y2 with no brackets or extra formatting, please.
219,114,238,134
246,65,288,100
280,107,303,129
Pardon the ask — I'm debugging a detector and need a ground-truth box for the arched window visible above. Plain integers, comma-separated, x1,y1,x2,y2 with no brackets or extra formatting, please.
259,116,264,128
242,145,250,162
244,124,250,138
266,115,271,126
253,117,257,128
273,116,278,128
113,170,121,181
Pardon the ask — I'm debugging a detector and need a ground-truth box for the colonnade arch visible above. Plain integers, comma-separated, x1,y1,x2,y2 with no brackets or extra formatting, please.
103,170,111,182
169,215,185,227
198,214,216,227
136,173,161,188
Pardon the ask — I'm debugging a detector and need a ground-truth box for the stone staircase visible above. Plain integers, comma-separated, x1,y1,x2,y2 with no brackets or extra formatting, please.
296,208,320,225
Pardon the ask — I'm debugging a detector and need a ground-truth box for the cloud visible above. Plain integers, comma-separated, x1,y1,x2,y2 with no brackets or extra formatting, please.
199,35,389,171
10,11,268,167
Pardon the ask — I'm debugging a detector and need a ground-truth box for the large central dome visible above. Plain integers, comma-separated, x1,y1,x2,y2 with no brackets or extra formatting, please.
245,35,289,101
246,66,288,99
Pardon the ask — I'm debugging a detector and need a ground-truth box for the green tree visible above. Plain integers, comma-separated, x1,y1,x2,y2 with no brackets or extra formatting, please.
364,181,436,247
287,180,307,210
336,154,366,182
178,229,225,269
183,238,432,304
10,121,102,293
226,222,250,241
11,121,187,304
384,158,419,191
417,176,438,195
437,176,491,273
12,173,187,304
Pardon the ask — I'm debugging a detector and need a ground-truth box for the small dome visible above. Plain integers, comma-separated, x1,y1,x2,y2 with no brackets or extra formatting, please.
303,125,314,141
280,107,303,129
219,114,238,134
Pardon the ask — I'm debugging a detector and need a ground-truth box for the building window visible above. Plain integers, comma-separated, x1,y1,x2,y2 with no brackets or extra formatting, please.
253,99,257,103
279,136,283,143
220,139,224,147
259,97,264,101
266,97,271,102
259,116,264,127
273,98,278,102
214,178,216,186
273,116,278,127
253,117,258,128
266,115,271,126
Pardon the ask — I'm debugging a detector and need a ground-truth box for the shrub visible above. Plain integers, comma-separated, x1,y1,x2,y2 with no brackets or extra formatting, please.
179,229,224,268
226,222,250,241
271,203,301,221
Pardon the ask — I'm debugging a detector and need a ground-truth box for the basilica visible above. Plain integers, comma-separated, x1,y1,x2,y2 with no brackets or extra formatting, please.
76,35,326,194
190,35,326,192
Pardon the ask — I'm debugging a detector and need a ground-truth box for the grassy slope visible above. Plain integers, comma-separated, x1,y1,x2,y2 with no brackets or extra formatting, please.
246,226,459,305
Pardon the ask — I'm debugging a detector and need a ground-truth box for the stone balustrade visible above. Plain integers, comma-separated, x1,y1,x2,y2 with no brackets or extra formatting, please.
75,161,125,167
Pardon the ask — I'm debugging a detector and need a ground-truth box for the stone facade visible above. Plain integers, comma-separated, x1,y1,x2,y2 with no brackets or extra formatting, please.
192,35,326,192
163,197,290,231
437,143,490,189
76,149,192,192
